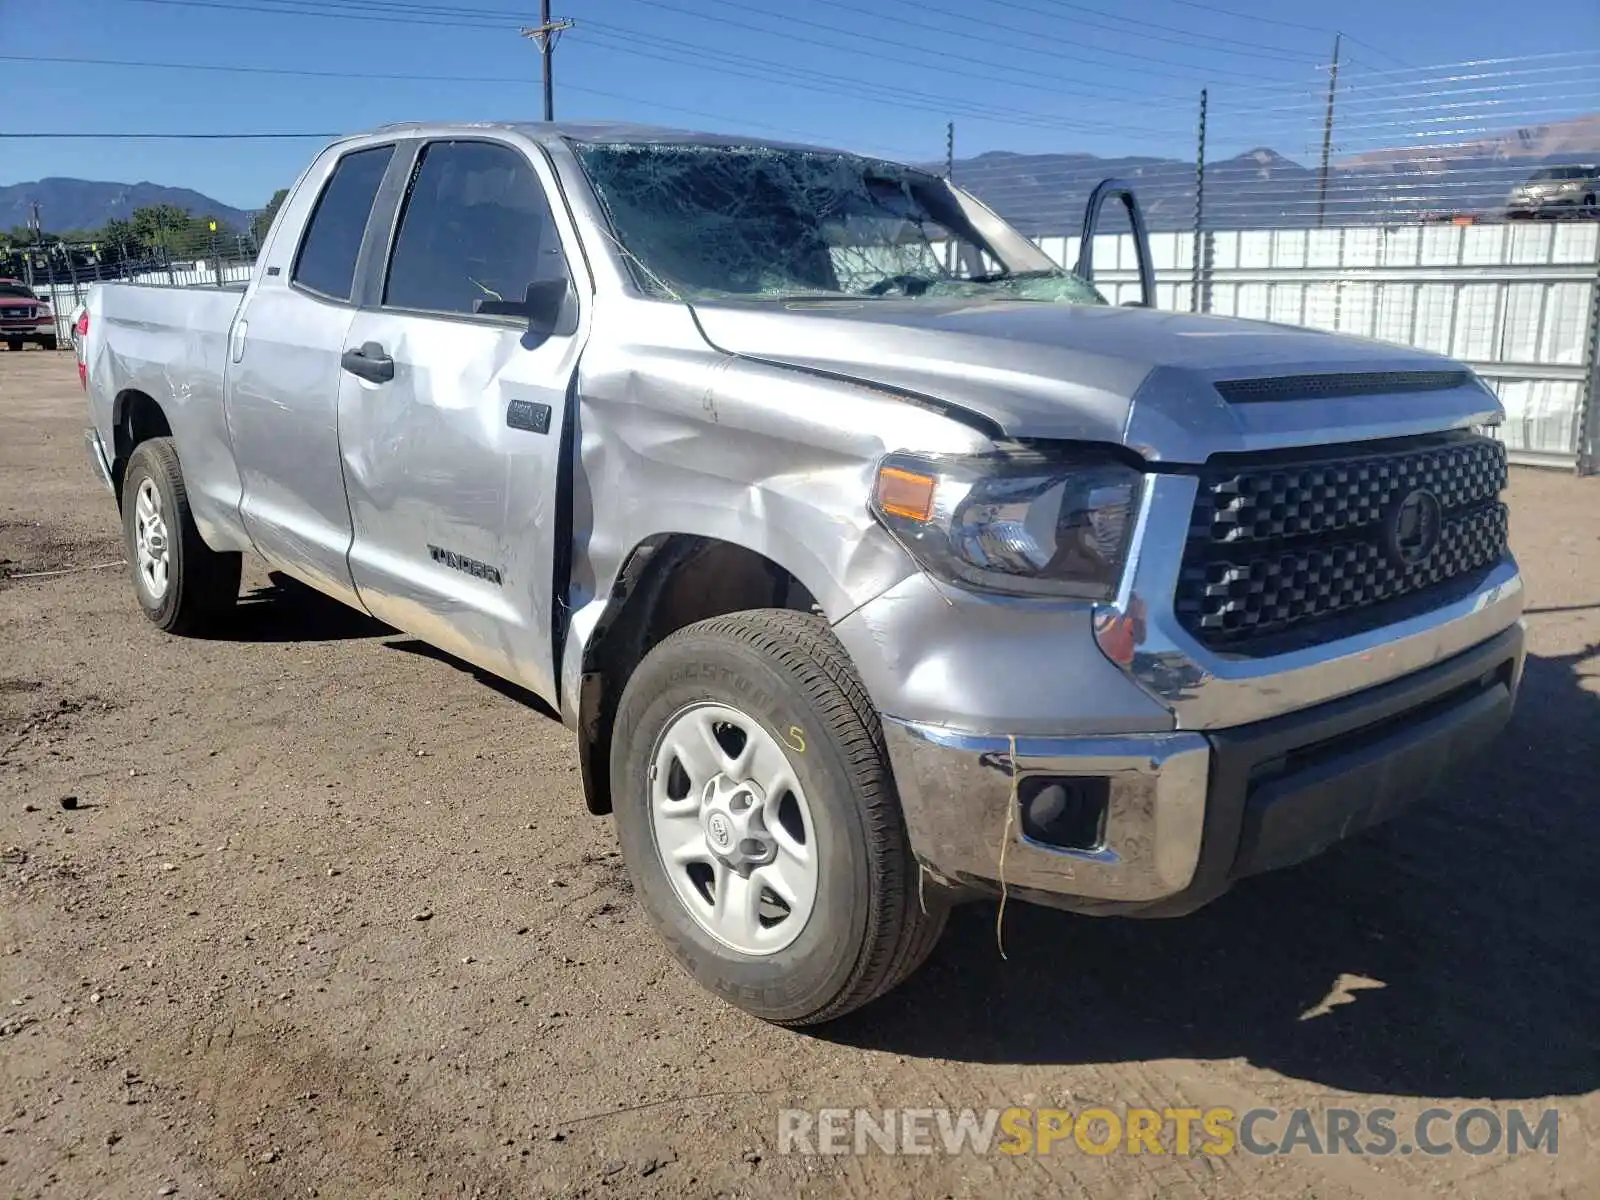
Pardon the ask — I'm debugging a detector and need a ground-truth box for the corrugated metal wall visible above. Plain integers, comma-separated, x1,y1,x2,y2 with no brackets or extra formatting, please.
1037,222,1600,472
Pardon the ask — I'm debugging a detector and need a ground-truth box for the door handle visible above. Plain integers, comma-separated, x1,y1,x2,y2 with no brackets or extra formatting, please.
340,341,394,383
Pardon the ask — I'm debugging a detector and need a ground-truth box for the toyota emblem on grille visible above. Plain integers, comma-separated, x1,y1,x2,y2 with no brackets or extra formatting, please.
1385,488,1443,567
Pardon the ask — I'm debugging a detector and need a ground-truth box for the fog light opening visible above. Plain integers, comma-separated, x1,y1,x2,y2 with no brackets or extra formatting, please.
1018,776,1110,853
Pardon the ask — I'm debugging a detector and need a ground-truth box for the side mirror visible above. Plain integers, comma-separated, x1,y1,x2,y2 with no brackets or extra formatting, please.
474,278,577,338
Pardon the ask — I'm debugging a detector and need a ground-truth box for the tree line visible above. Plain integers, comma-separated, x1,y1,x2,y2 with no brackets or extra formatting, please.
0,189,289,279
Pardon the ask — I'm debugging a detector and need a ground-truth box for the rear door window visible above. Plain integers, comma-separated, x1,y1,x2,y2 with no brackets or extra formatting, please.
382,140,569,318
292,145,394,302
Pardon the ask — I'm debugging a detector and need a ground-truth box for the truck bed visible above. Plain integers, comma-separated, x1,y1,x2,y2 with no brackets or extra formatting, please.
83,281,249,552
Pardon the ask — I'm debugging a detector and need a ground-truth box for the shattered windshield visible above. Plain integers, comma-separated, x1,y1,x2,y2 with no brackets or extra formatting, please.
571,140,1104,306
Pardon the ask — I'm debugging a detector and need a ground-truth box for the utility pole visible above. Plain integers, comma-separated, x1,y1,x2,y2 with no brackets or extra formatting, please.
30,200,43,246
520,2,574,123
1316,32,1341,228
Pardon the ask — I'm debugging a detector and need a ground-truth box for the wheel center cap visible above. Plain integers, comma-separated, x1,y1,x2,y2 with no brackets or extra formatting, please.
700,778,772,869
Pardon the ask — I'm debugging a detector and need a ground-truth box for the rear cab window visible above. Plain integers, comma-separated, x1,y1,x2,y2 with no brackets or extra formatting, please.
382,139,570,319
291,145,395,303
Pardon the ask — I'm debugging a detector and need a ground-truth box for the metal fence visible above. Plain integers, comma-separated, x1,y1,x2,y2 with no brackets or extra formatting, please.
962,49,1600,473
16,257,256,346
1038,222,1600,472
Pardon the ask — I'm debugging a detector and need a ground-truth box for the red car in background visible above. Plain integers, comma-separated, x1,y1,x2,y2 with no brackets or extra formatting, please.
0,279,57,351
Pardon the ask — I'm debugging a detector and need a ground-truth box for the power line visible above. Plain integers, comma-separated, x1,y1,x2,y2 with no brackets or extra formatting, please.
720,0,1326,113
791,0,1322,67
966,0,1320,60
580,1,1341,103
111,0,1213,123
121,0,1302,91
575,26,1194,135
1141,0,1414,68
123,0,512,28
0,53,929,159
655,0,1319,67
581,8,1269,95
0,38,1193,150
1314,47,1598,79
578,19,1202,119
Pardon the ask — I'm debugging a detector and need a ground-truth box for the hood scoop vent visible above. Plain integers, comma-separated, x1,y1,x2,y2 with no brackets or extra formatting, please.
1214,370,1472,405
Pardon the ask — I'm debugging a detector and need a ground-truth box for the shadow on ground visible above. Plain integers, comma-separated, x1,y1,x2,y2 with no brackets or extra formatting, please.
198,572,393,642
823,647,1600,1101
194,572,563,721
385,638,561,722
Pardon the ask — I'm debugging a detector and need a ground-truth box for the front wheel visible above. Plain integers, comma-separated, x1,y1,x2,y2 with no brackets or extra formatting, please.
610,609,947,1026
121,437,242,634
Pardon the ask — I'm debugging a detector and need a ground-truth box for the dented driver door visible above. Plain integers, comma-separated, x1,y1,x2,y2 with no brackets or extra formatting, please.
336,136,587,706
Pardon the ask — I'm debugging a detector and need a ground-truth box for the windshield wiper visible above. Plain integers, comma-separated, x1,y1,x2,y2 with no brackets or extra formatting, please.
775,292,896,302
963,268,1067,285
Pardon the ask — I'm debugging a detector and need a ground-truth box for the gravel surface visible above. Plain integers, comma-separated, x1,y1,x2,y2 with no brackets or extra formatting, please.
2,346,1597,1198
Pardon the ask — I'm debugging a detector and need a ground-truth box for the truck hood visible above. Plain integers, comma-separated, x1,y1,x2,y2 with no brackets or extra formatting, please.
689,299,1501,461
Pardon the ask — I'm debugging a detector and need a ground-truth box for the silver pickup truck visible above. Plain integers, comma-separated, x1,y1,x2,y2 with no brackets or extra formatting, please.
80,121,1525,1025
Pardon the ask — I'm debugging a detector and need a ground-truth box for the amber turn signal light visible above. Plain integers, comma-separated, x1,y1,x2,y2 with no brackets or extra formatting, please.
875,465,937,522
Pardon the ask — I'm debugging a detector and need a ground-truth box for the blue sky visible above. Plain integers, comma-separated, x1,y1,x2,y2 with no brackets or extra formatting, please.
4,0,1595,213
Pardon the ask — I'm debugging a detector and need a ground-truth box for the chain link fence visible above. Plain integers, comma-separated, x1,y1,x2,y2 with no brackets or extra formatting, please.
955,51,1600,472
4,215,265,346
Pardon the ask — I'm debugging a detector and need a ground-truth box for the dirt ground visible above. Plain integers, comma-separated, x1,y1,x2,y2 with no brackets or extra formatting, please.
1,346,1597,1200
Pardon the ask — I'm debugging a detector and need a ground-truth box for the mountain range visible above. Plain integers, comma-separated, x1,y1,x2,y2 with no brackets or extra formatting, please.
939,113,1600,234
0,178,251,235
4,113,1596,239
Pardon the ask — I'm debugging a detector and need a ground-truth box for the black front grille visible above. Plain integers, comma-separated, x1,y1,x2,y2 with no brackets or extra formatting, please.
1176,433,1509,650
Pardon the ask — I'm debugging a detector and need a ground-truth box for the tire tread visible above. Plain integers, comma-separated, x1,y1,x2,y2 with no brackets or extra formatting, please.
124,437,241,634
663,609,947,1025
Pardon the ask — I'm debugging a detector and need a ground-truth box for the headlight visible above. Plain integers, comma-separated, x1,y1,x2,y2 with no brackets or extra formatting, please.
870,448,1143,600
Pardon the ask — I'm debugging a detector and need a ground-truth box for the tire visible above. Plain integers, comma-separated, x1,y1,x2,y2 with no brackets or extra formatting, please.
121,437,242,634
4,339,20,352
40,335,58,351
610,609,947,1026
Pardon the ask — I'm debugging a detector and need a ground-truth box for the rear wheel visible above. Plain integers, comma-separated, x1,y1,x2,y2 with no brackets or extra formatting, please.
121,438,241,634
610,609,947,1025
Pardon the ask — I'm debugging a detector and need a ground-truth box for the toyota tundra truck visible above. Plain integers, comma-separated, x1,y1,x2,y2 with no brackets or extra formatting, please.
78,122,1525,1025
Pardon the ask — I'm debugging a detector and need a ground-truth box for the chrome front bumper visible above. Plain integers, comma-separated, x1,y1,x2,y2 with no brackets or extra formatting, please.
884,621,1525,916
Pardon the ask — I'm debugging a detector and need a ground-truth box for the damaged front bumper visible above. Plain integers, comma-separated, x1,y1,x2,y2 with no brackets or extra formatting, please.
881,621,1524,916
